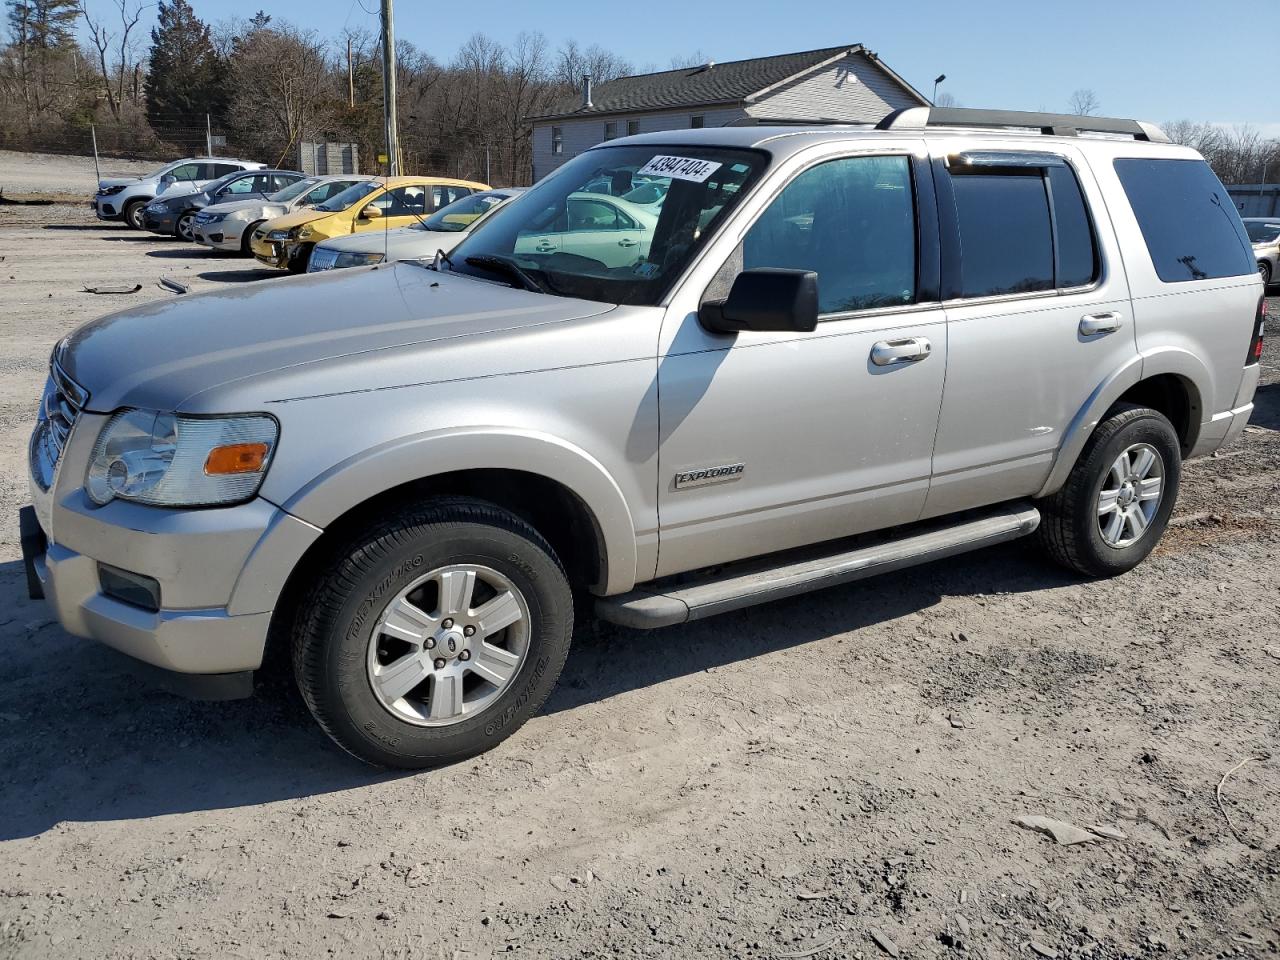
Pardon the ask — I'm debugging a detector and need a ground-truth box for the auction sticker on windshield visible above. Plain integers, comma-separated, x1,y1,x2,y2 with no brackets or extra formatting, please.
636,156,723,183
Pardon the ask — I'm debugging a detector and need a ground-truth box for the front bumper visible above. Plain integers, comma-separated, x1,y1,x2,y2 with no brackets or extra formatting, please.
142,208,177,234
25,409,323,685
93,196,122,220
193,219,243,251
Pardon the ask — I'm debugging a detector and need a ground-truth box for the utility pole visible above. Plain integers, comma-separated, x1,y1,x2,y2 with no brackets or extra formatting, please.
91,125,101,186
206,114,212,156
380,0,399,176
347,35,355,109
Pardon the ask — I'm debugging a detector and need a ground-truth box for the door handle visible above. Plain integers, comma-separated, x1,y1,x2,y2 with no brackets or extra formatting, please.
1080,312,1123,335
871,337,932,366
618,238,639,247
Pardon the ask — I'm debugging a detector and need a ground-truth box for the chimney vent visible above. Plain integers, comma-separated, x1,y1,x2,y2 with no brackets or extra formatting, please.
582,75,593,109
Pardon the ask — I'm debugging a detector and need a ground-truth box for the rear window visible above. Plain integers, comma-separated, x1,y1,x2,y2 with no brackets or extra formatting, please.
1114,158,1254,282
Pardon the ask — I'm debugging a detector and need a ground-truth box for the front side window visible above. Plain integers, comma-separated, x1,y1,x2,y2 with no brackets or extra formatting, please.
448,144,766,306
740,155,917,314
551,126,564,155
947,159,1099,297
167,163,201,182
1245,221,1280,244
603,121,617,141
1114,158,1253,282
221,175,259,195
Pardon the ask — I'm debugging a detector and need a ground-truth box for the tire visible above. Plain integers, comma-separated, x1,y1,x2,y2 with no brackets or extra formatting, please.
240,220,263,256
287,242,313,274
123,199,147,230
176,210,197,241
291,497,574,769
1036,403,1181,577
1261,261,1272,288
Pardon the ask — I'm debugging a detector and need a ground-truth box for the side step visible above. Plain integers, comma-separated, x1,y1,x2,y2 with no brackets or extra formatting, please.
596,501,1041,629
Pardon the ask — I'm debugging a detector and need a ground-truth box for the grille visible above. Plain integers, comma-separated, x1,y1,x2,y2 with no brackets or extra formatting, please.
30,359,88,491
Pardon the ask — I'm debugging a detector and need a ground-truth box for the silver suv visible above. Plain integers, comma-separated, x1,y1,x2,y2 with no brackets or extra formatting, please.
24,108,1265,768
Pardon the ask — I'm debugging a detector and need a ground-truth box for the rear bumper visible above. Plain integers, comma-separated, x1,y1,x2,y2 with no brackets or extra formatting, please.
1190,364,1261,458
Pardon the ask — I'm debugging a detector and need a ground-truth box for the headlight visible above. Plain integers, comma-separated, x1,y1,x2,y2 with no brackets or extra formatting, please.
146,202,167,212
267,229,289,241
202,212,227,224
334,252,384,269
86,409,277,508
100,185,125,196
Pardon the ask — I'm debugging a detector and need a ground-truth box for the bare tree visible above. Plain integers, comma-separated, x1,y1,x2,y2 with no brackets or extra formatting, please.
1068,88,1100,116
79,0,147,121
668,50,707,70
934,91,959,108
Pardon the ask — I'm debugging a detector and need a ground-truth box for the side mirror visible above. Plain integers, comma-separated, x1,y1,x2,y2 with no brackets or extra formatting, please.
361,205,382,220
159,174,175,186
698,268,819,335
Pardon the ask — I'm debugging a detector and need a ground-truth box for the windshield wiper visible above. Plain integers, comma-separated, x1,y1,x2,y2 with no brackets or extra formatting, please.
464,254,549,294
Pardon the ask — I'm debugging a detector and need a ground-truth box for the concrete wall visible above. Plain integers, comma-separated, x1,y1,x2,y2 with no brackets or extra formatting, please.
746,51,920,121
1228,184,1280,219
299,142,360,176
532,105,747,181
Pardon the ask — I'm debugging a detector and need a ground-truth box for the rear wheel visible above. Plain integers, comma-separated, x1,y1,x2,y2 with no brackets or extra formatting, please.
1036,404,1181,577
123,199,147,230
291,498,574,768
1261,261,1272,288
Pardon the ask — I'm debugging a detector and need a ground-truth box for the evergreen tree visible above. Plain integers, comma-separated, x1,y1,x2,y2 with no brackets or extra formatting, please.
6,0,79,51
248,10,271,30
144,0,226,134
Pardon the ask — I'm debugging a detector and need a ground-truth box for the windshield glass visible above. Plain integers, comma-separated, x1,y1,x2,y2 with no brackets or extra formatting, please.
203,172,241,194
417,191,511,232
317,180,380,212
269,178,319,203
1245,221,1280,243
448,146,765,305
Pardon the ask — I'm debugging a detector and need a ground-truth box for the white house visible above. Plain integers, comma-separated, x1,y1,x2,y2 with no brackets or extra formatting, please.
529,44,929,181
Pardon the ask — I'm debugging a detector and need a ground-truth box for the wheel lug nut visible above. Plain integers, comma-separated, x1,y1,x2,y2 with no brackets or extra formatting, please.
433,658,446,670
425,638,436,650
442,618,453,629
463,625,476,637
459,649,471,661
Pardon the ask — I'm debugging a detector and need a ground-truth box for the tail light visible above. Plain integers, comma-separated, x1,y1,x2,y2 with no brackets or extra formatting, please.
1246,296,1266,365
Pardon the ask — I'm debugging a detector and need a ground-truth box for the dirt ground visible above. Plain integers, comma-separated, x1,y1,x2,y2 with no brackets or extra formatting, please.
0,176,1278,960
0,149,156,198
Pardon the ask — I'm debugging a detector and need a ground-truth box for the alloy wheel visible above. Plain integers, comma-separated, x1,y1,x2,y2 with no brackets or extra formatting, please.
366,564,530,726
177,213,195,241
1097,442,1164,548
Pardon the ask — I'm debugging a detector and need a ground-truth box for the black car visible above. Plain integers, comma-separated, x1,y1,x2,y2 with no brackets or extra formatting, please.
142,169,306,240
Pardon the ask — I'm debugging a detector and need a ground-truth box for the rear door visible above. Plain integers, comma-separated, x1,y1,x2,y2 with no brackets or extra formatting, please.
923,140,1136,518
656,146,949,575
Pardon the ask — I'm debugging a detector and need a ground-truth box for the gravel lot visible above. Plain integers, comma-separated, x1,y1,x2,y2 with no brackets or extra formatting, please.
1,182,1278,959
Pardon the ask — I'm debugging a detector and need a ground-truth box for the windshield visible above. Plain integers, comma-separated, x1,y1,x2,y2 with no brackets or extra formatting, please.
417,191,512,232
1245,221,1280,243
269,177,320,203
316,180,381,212
203,172,242,194
448,146,766,305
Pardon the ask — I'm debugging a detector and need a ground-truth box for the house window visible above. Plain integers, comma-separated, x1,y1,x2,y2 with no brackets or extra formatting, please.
627,119,640,136
551,126,563,155
691,114,705,129
603,121,617,141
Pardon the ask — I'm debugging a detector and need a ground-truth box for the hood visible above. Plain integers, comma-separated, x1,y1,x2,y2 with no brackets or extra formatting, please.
155,180,204,200
98,176,144,190
263,206,337,234
319,226,454,260
59,264,613,411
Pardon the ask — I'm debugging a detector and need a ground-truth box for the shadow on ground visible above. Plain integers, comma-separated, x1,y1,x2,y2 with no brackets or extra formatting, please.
0,535,1073,840
145,247,212,259
198,269,278,284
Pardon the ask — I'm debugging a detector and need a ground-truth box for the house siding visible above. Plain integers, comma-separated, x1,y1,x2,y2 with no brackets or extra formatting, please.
532,105,747,181
745,52,918,122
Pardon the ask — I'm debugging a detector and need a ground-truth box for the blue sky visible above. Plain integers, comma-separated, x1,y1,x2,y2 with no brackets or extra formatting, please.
85,0,1274,135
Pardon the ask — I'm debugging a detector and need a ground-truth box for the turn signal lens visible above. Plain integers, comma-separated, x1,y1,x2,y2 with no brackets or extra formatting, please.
204,442,269,475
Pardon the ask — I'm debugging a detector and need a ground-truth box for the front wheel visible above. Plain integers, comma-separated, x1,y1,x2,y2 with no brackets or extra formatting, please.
176,210,197,241
240,220,263,256
291,498,574,768
123,200,147,230
1036,404,1181,577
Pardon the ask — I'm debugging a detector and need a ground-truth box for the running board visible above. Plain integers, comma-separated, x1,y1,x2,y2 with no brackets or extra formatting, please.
596,502,1041,629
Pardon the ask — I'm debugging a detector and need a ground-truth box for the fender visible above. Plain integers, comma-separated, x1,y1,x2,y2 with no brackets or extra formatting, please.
277,426,639,595
1036,348,1210,498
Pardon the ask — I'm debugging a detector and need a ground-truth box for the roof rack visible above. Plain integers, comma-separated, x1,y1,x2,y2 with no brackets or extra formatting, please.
722,116,866,127
876,106,1170,143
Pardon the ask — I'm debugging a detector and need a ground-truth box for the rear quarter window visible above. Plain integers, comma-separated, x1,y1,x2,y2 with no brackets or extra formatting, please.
1114,158,1254,283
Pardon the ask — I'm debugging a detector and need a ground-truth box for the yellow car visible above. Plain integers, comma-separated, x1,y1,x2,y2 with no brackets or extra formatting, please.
251,176,489,272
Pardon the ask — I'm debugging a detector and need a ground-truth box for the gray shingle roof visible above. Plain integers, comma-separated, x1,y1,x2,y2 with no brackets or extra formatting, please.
532,44,866,121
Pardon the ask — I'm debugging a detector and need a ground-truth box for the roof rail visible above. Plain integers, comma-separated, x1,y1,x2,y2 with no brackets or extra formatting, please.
876,106,1170,143
721,116,865,127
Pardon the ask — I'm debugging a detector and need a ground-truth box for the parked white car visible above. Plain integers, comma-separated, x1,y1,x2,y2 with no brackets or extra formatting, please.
307,188,524,272
93,157,266,230
193,175,371,255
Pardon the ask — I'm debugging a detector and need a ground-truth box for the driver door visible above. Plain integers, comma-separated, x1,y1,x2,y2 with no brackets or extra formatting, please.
655,148,948,575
